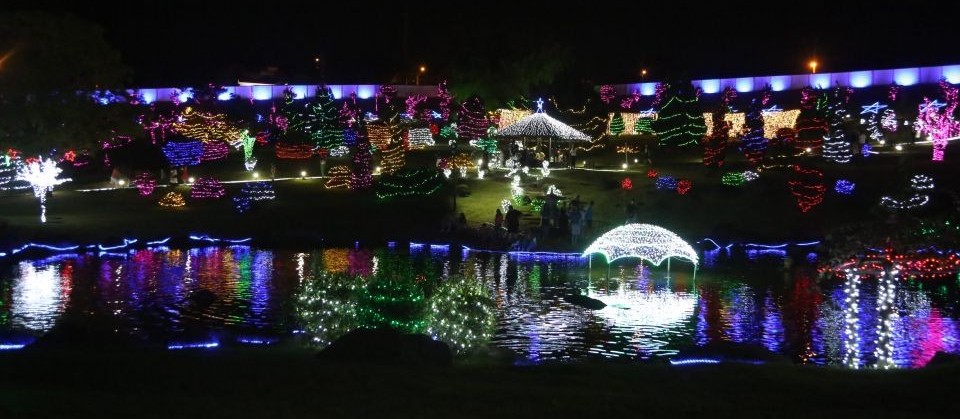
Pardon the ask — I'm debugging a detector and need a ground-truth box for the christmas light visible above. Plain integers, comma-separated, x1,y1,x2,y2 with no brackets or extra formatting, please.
742,96,768,164
158,192,185,208
16,159,71,223
375,168,444,199
303,87,343,150
676,179,692,195
860,102,888,145
350,125,374,190
495,113,590,141
788,165,825,212
795,87,827,154
649,83,706,147
407,128,435,149
914,80,960,161
497,109,532,129
583,223,699,266
458,96,489,142
881,109,898,132
880,194,929,210
621,178,633,190
646,169,658,178
834,179,855,195
428,276,496,354
173,108,245,146
546,184,562,197
329,146,350,157
405,95,427,120
133,173,156,196
539,161,550,177
599,85,616,104
275,143,314,159
910,174,934,191
761,109,800,139
367,123,393,151
190,177,225,199
241,181,275,201
823,87,853,164
379,144,406,175
702,112,746,137
324,166,352,189
721,172,746,186
609,113,625,135
842,273,861,369
162,141,203,166
201,140,229,162
655,176,677,191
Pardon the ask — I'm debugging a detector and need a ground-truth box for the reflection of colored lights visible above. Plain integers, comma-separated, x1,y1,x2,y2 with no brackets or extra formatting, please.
168,341,219,350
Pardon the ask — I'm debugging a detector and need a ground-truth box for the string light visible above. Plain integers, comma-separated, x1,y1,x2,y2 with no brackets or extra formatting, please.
788,165,825,212
646,169,658,178
761,109,800,139
367,123,393,151
842,273,861,369
407,128,435,149
655,176,677,191
621,177,633,190
795,87,827,154
458,96,489,142
275,142,314,159
497,109,532,129
162,141,203,166
676,179,692,195
495,112,590,140
173,108,245,146
583,223,698,266
914,80,960,161
880,194,929,210
376,168,444,199
608,113,625,135
380,144,406,175
742,97,768,164
545,184,562,197
304,87,343,150
350,125,374,190
834,179,855,195
652,90,706,147
190,177,225,199
133,173,156,196
823,87,853,164
910,174,934,191
201,140,229,162
324,166,352,189
16,159,71,223
158,192,185,208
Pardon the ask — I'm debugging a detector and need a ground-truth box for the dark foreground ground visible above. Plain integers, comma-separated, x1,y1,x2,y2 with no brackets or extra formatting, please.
1,347,958,418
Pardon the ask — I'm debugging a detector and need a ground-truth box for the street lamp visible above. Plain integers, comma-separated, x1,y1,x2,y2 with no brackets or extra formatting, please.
808,60,818,74
416,65,426,85
640,68,647,83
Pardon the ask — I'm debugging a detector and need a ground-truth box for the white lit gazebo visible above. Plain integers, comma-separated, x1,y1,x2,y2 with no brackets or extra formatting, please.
494,99,591,161
583,224,698,271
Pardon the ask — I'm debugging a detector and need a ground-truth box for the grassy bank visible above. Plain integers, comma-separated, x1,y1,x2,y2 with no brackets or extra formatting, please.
1,347,958,418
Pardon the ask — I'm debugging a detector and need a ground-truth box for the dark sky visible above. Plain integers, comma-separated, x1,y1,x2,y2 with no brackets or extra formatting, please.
4,0,960,86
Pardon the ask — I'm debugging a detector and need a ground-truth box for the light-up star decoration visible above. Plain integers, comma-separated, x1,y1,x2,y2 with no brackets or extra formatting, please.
583,224,698,266
860,102,888,115
535,98,544,113
919,100,947,113
16,158,71,223
638,108,657,118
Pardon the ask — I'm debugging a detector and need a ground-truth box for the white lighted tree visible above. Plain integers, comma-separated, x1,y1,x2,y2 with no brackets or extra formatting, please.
16,158,70,223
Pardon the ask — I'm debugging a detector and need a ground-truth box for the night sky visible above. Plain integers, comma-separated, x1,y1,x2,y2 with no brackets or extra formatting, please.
4,0,959,86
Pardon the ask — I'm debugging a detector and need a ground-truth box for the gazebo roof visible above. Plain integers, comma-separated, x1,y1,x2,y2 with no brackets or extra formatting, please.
583,223,698,266
494,112,591,141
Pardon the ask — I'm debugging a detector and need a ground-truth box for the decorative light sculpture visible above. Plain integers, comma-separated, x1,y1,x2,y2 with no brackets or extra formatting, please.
158,192,186,208
835,179,855,195
190,177,225,199
16,159,70,223
583,224,698,266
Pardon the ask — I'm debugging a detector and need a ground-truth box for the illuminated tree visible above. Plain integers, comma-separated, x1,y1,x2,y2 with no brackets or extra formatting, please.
822,86,853,163
609,113,625,136
794,87,827,154
915,79,960,162
741,88,770,165
305,87,343,150
457,95,489,142
652,83,706,147
427,276,495,354
350,121,374,190
16,158,70,223
703,87,735,167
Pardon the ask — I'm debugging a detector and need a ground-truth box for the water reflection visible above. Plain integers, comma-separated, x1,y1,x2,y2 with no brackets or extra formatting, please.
1,246,959,367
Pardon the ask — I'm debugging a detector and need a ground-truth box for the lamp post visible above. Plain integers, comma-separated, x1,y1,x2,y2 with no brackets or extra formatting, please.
416,65,426,85
809,60,818,74
640,68,647,83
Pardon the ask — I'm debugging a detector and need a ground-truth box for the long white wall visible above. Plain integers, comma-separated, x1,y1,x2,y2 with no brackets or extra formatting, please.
608,63,960,96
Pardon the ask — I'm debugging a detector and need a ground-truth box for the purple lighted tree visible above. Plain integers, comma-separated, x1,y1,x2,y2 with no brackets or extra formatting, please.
915,79,960,161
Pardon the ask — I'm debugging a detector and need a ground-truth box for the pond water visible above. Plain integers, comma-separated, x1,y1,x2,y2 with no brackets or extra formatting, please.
1,245,958,368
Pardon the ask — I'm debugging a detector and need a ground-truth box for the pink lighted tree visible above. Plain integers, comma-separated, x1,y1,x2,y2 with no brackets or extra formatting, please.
915,80,960,161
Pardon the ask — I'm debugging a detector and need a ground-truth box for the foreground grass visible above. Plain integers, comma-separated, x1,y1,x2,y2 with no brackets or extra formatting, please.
1,346,958,418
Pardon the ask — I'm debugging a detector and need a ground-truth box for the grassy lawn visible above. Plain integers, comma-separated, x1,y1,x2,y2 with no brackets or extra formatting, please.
1,347,958,418
2,143,957,252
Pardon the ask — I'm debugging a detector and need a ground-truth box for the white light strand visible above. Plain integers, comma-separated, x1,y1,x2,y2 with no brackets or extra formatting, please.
16,159,71,223
583,223,698,266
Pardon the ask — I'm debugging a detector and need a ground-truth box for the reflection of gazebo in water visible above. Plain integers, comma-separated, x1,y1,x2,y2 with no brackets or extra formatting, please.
494,98,591,164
